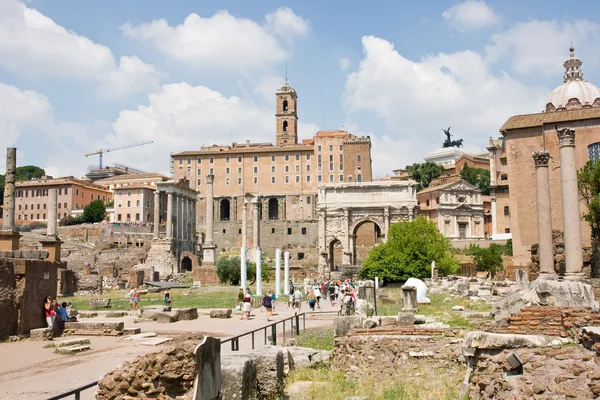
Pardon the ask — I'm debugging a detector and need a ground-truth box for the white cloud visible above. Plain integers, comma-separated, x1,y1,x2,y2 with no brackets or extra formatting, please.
339,57,351,72
344,36,548,175
111,83,318,174
486,20,600,76
0,0,158,97
442,1,500,32
121,8,308,69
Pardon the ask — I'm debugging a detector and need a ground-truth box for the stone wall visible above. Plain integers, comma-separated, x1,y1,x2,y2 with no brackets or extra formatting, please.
57,225,107,244
62,246,149,276
0,259,18,340
529,230,593,277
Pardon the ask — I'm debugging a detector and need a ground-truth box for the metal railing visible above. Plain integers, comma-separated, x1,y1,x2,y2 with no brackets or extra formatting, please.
221,310,340,351
46,381,98,400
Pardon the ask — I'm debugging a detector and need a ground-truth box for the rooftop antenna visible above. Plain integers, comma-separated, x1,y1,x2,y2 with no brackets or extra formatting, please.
285,61,288,85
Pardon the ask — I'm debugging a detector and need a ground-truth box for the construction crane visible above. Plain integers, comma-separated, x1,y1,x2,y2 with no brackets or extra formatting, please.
85,140,154,169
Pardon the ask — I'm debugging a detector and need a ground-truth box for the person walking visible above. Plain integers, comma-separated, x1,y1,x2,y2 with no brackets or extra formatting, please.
328,283,336,306
293,287,303,314
132,288,140,310
307,289,317,312
313,285,321,309
163,288,172,306
237,287,245,319
242,288,253,320
262,290,274,321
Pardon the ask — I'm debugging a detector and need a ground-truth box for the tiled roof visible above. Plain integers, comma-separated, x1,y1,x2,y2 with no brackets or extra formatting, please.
95,173,168,183
417,180,457,195
500,108,600,132
15,176,111,192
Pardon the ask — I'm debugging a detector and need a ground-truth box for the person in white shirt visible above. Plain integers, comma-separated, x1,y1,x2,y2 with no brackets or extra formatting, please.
313,286,321,309
293,289,303,314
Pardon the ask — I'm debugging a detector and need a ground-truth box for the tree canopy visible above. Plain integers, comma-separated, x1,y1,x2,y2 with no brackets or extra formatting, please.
459,164,491,195
405,162,446,191
578,160,600,273
82,200,107,223
360,217,459,282
215,256,271,286
466,243,507,275
0,165,45,205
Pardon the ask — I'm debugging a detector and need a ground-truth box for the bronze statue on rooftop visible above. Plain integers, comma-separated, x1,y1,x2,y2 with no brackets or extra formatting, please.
442,127,464,148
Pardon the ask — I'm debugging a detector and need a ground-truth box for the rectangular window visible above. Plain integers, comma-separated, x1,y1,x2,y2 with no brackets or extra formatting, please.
329,145,333,151
271,228,275,234
318,164,322,172
339,164,344,170
136,213,140,221
226,178,230,185
43,214,46,219
147,200,150,207
318,155,322,163
127,200,131,207
197,179,201,186
329,154,333,162
295,165,300,173
306,154,310,160
197,168,202,175
126,213,131,221
36,214,39,219
339,175,344,181
317,145,321,152
238,156,242,163
287,228,292,235
197,157,202,163
65,188,68,195
505,228,511,233
226,156,230,163
340,154,344,162
117,214,122,221
285,165,289,173
209,168,214,175
136,200,140,206
271,166,276,173
210,157,214,164
306,176,311,183
226,167,230,174
306,196,311,204
253,155,258,162
238,177,242,184
318,175,322,182
271,177,276,184
285,154,289,161
295,154,300,161
357,155,362,162
76,189,79,196
301,227,307,235
504,206,510,216
271,155,276,162
253,177,258,184
178,159,183,165
339,145,343,151
238,167,242,174
58,188,62,195
285,176,290,184
329,175,334,182
253,166,258,174
329,163,334,171
37,204,40,209
306,164,311,172
187,158,191,164
357,175,362,182
295,176,300,183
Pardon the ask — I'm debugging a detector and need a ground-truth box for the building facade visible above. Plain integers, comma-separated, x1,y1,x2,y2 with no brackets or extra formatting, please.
499,48,600,267
14,177,112,223
487,137,511,238
171,80,373,264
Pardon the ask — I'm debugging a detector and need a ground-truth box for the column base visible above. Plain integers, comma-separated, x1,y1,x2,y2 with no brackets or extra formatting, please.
0,230,21,251
402,307,418,313
536,273,558,281
202,243,217,264
40,238,63,263
564,272,588,282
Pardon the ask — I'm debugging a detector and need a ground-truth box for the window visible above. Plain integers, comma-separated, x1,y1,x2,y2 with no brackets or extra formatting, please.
238,177,242,185
285,176,290,184
317,145,321,152
318,164,322,172
318,155,322,163
76,189,79,196
75,202,79,209
340,154,344,162
306,154,310,160
329,145,333,151
285,154,289,161
318,175,322,182
187,158,191,165
36,214,39,219
187,168,191,176
272,177,276,184
64,188,68,195
226,156,230,163
357,155,362,162
339,175,344,181
329,163,334,171
283,121,288,131
271,228,275,234
306,165,311,172
220,199,231,221
505,228,511,233
43,214,46,219
253,155,258,162
268,198,279,220
128,191,131,196
306,196,311,204
329,175,334,182
271,166,276,173
295,176,300,183
287,228,292,235
285,165,289,173
253,166,258,174
357,175,362,182
147,200,150,207
339,145,343,151
209,168,214,175
210,157,214,163
178,159,183,165
197,157,202,163
589,143,600,161
126,213,131,221
271,155,276,162
117,214,122,221
329,154,333,162
339,164,344,170
238,167,242,174
37,204,40,210
226,178,230,185
136,200,140,206
238,156,242,162
253,177,258,184
118,203,122,208
127,200,131,207
226,167,230,175
295,165,300,172
306,176,311,183
504,206,510,216
197,179,201,186
283,99,288,111
296,154,300,161
136,213,140,221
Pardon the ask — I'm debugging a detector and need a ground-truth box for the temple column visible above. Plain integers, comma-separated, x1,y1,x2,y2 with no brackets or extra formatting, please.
47,189,58,239
177,194,183,240
153,191,160,239
342,207,352,266
202,175,217,263
383,206,390,242
557,128,585,279
275,248,282,297
166,191,174,239
182,196,188,243
533,150,556,279
0,147,20,251
241,200,248,248
284,251,290,295
255,248,262,295
490,197,497,236
252,199,260,250
318,209,328,278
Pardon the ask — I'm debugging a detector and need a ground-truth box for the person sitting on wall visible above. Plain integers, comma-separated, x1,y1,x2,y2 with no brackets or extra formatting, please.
56,302,69,323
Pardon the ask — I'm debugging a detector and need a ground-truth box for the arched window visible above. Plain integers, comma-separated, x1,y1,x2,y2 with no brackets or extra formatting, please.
220,199,230,221
283,100,289,112
589,142,600,162
268,198,279,220
283,121,288,132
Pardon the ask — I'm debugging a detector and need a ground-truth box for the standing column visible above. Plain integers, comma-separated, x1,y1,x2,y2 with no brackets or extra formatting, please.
252,200,260,250
275,248,282,297
533,150,556,279
255,248,262,296
166,191,174,239
153,191,160,239
182,196,188,243
240,246,247,290
47,189,58,238
205,175,215,244
342,207,352,266
2,147,16,232
191,199,197,246
490,197,498,236
241,201,248,248
284,251,290,295
557,128,585,279
177,195,183,240
383,206,390,242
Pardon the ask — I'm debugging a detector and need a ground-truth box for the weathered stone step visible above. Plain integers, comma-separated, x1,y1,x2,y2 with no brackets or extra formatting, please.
123,332,157,341
123,328,141,336
141,337,173,346
54,337,91,348
55,345,91,354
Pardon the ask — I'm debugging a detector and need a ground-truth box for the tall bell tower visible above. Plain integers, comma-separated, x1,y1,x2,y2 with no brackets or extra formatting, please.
275,78,298,146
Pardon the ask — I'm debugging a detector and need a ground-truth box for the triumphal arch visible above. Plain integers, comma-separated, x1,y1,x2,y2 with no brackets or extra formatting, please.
317,181,418,276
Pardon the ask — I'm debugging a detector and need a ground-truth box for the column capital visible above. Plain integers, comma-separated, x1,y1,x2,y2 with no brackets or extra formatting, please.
383,206,390,216
532,150,550,167
207,174,215,184
557,127,576,147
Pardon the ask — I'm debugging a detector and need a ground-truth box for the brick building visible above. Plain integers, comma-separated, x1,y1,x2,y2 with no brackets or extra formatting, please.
171,80,373,263
14,177,112,223
499,48,600,267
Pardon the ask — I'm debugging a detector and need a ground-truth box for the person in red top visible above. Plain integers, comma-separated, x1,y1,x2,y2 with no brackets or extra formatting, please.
44,296,56,329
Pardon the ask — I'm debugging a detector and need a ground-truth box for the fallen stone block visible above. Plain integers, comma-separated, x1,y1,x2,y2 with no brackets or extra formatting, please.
210,309,233,319
123,332,157,341
285,346,330,370
397,312,414,326
105,311,127,318
64,321,124,331
452,305,465,311
122,328,141,335
236,347,284,400
362,318,379,329
380,316,398,327
334,316,362,337
176,307,198,321
30,327,52,341
409,351,434,358
141,337,173,346
89,299,111,309
140,305,171,321
156,311,179,324
54,337,91,348
55,345,91,354
463,331,556,351
414,315,427,325
220,354,257,400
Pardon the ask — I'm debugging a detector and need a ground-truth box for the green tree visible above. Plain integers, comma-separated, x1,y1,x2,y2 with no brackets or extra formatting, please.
215,256,268,286
360,217,459,282
578,160,600,275
459,164,491,195
405,162,446,191
467,243,505,275
0,165,45,205
82,200,107,223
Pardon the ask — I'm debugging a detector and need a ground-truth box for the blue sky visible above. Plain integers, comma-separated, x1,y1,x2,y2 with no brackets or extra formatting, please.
1,0,600,178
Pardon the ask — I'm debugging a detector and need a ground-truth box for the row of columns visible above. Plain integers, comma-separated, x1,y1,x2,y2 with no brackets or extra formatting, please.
153,190,197,242
533,128,585,280
238,246,290,297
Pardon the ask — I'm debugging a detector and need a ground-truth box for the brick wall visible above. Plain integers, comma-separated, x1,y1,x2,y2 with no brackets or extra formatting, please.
492,306,600,337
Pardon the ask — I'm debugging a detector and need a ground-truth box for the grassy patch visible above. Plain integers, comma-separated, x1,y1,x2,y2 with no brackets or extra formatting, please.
295,328,334,351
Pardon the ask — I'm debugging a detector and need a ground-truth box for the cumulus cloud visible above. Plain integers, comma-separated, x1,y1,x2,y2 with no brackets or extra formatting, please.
343,36,548,174
339,57,351,72
486,20,600,75
0,0,158,97
122,8,308,69
442,1,500,32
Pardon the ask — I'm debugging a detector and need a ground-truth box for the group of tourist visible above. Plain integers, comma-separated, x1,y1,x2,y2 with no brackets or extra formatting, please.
44,296,77,328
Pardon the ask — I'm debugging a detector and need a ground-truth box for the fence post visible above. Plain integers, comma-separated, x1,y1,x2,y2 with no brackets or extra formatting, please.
295,315,300,336
271,325,277,346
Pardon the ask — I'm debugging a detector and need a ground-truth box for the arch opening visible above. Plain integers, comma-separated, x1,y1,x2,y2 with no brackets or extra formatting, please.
268,198,279,220
283,100,289,112
220,199,230,221
329,239,343,272
283,121,289,132
353,220,382,266
181,256,192,272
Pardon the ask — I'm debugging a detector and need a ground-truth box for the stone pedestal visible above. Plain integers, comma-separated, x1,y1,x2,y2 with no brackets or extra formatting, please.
401,285,418,313
202,243,217,265
40,239,62,263
0,231,20,251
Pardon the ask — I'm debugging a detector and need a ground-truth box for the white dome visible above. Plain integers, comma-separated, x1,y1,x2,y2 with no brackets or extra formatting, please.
545,48,600,112
546,79,600,109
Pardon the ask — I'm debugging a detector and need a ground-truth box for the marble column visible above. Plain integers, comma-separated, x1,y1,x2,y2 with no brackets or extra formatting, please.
317,209,328,278
153,191,160,239
255,248,262,296
166,191,174,239
252,200,260,250
342,207,352,266
182,196,188,243
533,150,556,279
240,246,247,290
205,175,215,244
383,206,390,242
284,251,290,295
177,195,183,240
2,147,16,232
47,189,58,238
275,248,282,297
557,128,585,279
490,197,498,236
241,200,248,248
192,199,197,246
